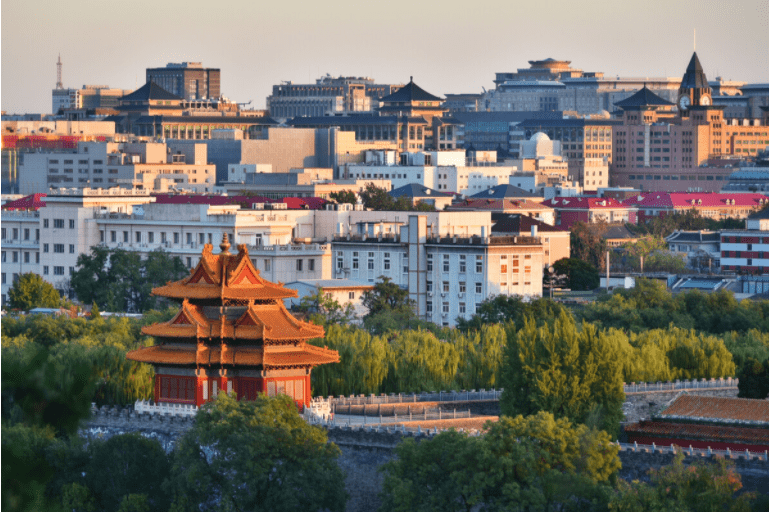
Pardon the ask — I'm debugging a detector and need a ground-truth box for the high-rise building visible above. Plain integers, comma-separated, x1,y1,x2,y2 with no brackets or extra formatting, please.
146,62,221,100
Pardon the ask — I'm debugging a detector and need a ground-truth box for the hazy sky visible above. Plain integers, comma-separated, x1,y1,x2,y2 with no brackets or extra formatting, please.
2,0,768,114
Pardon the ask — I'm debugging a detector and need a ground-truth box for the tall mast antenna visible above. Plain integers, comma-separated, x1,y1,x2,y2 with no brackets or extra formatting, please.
56,54,63,89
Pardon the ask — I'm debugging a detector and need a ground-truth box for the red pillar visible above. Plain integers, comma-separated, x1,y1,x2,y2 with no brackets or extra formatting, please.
154,374,161,403
196,369,207,407
305,373,312,409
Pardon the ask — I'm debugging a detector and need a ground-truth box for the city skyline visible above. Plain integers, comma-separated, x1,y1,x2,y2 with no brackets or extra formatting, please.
2,0,768,114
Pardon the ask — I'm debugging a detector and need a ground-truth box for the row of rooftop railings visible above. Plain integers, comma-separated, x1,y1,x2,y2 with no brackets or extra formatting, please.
616,442,768,461
324,378,740,406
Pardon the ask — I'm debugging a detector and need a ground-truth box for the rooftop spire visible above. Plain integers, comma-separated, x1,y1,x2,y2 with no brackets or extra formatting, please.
220,233,231,254
56,53,63,89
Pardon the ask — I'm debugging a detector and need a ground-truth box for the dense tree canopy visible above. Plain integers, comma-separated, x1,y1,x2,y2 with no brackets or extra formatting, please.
71,247,187,312
552,258,600,291
7,272,61,311
626,209,745,239
500,312,626,436
570,222,608,271
166,393,347,512
328,189,357,205
359,183,436,211
380,412,619,512
295,288,357,325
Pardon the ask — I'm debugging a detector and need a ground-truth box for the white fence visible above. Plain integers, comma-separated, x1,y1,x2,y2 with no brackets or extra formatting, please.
623,377,738,394
616,441,768,461
133,400,198,417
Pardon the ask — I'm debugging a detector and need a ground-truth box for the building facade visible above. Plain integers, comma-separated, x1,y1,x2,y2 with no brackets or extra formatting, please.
146,62,221,101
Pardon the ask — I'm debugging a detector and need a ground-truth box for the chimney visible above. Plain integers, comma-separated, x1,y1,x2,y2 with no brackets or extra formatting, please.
531,225,538,238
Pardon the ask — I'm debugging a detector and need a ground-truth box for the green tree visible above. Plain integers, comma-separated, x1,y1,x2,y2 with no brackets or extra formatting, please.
85,434,170,512
500,312,626,436
570,222,608,271
328,190,357,204
359,183,395,210
609,453,755,512
552,258,600,291
456,295,567,332
295,288,356,325
166,393,347,512
362,276,414,319
71,247,187,312
737,357,769,399
7,272,61,311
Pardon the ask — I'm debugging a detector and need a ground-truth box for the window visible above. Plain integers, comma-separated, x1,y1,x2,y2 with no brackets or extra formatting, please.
348,291,355,300
476,282,482,294
459,282,466,293
336,253,344,270
43,244,49,253
427,281,433,292
1,274,4,284
296,259,303,271
459,255,466,273
426,301,433,313
111,231,116,243
442,302,450,314
427,254,433,272
12,251,18,263
459,302,466,315
352,252,359,270
136,232,142,243
309,259,315,272
69,219,75,229
36,253,40,264
43,219,49,228
199,233,205,245
24,252,30,263
174,232,180,244
43,266,49,275
264,259,271,272
384,252,391,270
443,254,450,272
24,228,30,240
442,281,450,293
54,244,64,253
13,228,19,239
123,231,129,243
53,219,64,229
476,255,483,273
69,244,75,254
69,267,74,275
161,232,167,243
186,257,192,268
148,232,155,243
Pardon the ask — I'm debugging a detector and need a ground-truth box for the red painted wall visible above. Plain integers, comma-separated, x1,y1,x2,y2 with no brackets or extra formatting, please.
627,434,769,453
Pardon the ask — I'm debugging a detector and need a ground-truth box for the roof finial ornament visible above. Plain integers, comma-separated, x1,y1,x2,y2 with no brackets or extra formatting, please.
220,233,231,254
410,75,413,82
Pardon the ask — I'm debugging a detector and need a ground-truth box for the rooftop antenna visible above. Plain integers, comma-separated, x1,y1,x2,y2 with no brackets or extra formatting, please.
56,54,63,89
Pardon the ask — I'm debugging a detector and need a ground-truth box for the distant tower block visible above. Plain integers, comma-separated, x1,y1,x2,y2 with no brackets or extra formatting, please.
56,54,63,89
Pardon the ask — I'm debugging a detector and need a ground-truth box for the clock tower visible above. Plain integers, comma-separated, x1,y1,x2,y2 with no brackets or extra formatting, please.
677,52,713,114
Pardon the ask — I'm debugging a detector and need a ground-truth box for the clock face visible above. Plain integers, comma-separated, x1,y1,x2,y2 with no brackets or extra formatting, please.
700,95,711,106
679,96,691,110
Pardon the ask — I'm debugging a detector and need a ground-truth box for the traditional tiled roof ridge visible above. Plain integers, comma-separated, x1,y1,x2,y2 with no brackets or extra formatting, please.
660,395,769,424
151,238,297,301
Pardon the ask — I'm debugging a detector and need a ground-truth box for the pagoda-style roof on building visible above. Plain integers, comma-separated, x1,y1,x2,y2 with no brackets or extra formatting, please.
151,235,298,301
141,300,324,342
121,81,182,102
380,78,442,103
680,52,709,90
614,86,674,109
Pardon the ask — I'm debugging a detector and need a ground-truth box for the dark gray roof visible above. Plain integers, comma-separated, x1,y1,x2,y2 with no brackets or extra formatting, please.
380,79,442,103
469,184,538,199
287,115,427,127
680,52,709,90
600,225,636,240
614,86,674,108
491,213,566,233
389,183,451,198
133,115,278,125
517,118,621,128
449,111,563,124
121,82,181,102
748,208,769,220
666,230,720,243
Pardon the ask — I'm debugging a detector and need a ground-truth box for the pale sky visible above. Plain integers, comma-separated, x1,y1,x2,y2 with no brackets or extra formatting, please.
2,0,768,114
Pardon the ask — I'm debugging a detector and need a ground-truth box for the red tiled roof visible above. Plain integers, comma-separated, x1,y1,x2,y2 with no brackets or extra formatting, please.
447,199,551,212
661,395,769,423
625,420,769,445
152,194,328,210
542,197,627,209
623,192,767,209
2,193,47,211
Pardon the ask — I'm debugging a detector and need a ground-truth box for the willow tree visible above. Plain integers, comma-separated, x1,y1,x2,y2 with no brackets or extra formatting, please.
500,311,625,436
